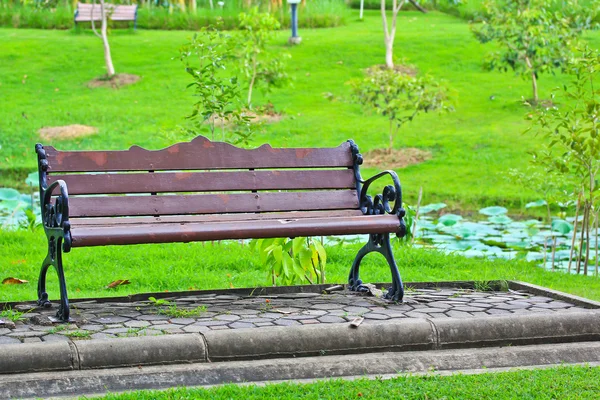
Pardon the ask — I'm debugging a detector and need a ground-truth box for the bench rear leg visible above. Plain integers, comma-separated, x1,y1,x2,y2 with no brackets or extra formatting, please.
37,236,70,322
348,233,404,302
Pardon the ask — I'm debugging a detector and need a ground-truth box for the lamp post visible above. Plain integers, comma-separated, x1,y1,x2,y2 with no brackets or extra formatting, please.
288,0,301,45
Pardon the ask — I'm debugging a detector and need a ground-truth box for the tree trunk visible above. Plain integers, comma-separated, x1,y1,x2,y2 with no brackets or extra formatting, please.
360,0,364,19
382,0,403,69
385,41,394,69
531,71,538,103
100,0,115,77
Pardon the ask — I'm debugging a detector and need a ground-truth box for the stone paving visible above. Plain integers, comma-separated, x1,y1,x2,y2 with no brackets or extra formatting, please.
0,285,592,345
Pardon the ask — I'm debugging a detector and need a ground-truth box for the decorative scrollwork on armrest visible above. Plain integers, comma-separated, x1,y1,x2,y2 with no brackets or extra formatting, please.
358,171,407,238
42,180,72,251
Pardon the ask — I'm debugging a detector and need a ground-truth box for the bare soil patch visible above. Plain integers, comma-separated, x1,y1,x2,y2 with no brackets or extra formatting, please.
88,73,141,89
363,147,432,169
38,124,98,140
209,107,284,127
366,64,418,76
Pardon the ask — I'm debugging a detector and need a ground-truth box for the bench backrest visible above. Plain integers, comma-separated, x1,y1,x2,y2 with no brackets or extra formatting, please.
75,3,137,22
42,136,360,219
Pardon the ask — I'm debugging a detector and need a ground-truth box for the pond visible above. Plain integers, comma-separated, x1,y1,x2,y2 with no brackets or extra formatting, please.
328,204,599,276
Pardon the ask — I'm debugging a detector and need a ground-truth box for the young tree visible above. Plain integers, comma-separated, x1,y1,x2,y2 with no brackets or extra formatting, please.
180,24,242,141
471,0,591,103
238,7,289,109
91,0,115,77
351,68,450,152
529,47,600,275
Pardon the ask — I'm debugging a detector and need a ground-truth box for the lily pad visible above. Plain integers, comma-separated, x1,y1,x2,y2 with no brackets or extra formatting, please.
438,214,462,226
479,206,508,216
488,215,513,225
419,203,447,214
25,172,38,187
0,188,20,201
551,219,573,235
525,200,547,208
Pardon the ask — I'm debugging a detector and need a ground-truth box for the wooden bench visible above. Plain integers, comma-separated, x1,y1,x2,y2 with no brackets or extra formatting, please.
74,3,138,29
34,136,407,321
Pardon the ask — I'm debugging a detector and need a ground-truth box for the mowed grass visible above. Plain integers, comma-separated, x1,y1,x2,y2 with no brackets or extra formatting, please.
2,11,600,208
97,365,600,400
2,229,600,303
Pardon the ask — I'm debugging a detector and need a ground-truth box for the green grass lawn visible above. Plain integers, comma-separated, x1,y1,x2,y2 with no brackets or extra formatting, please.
97,365,600,400
2,11,600,208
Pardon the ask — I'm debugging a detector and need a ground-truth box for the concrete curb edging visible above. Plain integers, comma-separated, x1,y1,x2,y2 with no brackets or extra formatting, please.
204,318,434,361
1,310,600,374
3,342,600,399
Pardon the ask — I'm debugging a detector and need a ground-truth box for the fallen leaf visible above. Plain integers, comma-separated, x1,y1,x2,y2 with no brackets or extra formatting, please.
10,259,26,265
2,277,29,285
105,279,130,289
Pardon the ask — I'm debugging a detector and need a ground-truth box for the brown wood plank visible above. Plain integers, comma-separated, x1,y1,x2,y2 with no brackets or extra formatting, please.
48,169,355,195
71,215,400,247
70,210,365,227
44,136,353,172
68,190,359,218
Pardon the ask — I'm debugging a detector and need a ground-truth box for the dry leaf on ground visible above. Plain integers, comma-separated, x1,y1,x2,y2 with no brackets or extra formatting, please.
2,277,29,284
105,279,131,289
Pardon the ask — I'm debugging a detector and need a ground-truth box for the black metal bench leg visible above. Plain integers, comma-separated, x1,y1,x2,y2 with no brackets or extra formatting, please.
348,233,404,302
37,236,70,322
380,233,404,302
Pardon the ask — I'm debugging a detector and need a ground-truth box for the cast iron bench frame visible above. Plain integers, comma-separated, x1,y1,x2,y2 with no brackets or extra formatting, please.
34,136,407,322
74,3,138,30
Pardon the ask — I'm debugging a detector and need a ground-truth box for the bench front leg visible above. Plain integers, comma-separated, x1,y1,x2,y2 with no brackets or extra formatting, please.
348,164,407,301
37,144,73,322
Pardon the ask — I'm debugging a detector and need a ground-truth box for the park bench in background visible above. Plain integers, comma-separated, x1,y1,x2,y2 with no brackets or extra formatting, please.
34,136,407,321
74,3,138,29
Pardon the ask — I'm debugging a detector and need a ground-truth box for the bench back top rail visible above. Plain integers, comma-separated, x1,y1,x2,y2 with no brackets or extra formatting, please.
75,3,137,22
40,136,361,218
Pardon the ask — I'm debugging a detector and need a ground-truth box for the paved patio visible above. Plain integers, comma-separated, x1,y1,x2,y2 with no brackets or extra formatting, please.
0,282,592,345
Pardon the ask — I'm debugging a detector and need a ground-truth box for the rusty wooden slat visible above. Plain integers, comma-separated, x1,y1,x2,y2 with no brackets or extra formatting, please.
70,215,401,247
70,210,365,226
48,169,355,195
44,136,353,172
68,190,359,218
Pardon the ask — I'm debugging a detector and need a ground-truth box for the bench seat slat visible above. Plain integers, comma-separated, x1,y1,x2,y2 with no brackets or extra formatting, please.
70,215,400,247
45,136,352,172
70,210,364,226
68,190,359,218
48,169,355,195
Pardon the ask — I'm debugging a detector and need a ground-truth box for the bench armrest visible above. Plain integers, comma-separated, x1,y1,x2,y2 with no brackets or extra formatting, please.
42,180,72,251
358,170,407,237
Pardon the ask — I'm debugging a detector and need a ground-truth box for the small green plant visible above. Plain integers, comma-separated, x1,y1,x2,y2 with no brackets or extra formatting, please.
350,68,450,152
0,307,28,322
162,305,207,318
47,324,69,334
473,280,492,291
250,237,327,286
148,297,207,318
65,330,91,339
147,296,168,306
